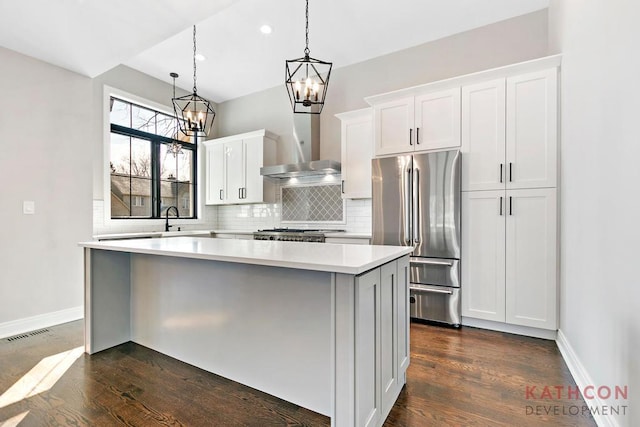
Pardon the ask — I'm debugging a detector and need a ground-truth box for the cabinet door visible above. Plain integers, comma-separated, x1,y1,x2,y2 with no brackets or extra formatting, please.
414,87,461,151
225,139,245,204
505,188,557,330
380,261,398,415
396,256,410,376
242,136,265,204
506,69,557,189
461,79,506,191
205,143,226,205
461,191,506,322
355,268,381,427
373,97,414,156
341,114,373,199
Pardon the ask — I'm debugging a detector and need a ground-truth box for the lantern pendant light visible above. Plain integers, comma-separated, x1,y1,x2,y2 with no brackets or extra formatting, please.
172,25,215,138
285,0,332,114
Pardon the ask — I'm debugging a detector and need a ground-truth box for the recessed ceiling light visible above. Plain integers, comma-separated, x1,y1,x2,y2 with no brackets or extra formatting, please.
260,25,273,35
195,53,206,61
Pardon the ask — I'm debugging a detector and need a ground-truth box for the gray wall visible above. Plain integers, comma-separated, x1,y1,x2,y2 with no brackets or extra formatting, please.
216,10,548,163
549,2,638,425
0,46,93,325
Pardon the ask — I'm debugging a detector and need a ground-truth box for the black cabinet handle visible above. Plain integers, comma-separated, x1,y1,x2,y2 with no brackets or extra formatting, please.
409,128,413,145
219,189,223,200
499,197,503,216
509,162,513,182
509,196,513,215
341,180,345,194
500,164,503,183
416,127,420,144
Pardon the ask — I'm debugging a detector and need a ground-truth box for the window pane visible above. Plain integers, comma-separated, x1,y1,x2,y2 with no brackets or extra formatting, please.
132,105,156,133
177,183,194,217
129,176,152,217
110,98,130,127
110,133,130,175
177,149,193,182
110,135,152,218
131,138,151,178
160,143,178,180
156,114,177,138
160,145,193,218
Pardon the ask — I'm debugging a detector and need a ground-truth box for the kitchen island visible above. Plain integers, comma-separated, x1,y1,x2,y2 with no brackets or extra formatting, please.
80,237,412,427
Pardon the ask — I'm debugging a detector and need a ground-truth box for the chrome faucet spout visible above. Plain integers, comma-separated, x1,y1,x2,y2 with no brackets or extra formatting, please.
165,206,180,232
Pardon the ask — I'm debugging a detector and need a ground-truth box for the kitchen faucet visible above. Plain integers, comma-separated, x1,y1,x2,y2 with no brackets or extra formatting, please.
165,206,180,232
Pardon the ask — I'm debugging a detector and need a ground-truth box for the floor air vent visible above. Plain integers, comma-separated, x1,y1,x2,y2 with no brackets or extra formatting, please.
5,328,50,342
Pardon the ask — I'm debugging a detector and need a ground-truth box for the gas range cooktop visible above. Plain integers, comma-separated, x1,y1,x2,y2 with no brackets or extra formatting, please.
253,228,345,242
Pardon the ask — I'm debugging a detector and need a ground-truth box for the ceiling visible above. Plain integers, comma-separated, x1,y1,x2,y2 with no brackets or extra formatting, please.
0,0,548,103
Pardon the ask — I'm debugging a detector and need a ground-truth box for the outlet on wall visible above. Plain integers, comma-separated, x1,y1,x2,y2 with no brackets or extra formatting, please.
23,201,35,215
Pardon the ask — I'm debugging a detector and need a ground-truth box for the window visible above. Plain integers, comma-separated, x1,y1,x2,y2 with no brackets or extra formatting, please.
109,97,197,219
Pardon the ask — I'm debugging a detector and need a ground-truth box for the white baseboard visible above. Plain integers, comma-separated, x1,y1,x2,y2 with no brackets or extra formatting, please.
461,317,557,340
0,306,83,339
556,330,619,427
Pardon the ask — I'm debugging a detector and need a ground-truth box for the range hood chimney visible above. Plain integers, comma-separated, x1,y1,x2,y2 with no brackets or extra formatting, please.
260,115,341,178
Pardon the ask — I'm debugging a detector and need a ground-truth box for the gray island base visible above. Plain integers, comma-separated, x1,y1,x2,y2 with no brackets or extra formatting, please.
81,237,413,427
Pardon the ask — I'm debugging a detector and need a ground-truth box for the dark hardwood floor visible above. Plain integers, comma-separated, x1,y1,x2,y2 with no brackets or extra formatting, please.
0,321,595,426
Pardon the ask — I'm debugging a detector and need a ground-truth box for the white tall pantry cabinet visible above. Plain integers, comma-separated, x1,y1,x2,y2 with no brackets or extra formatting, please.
461,62,559,333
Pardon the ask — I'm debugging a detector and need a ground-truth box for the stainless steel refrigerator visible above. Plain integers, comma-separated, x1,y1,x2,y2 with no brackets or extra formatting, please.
372,150,461,326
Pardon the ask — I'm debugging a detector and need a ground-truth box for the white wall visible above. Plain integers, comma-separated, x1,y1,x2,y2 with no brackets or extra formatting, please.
548,2,639,426
0,46,93,331
216,10,548,163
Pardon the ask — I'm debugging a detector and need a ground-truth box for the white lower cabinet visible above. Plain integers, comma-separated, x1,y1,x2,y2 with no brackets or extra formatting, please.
354,256,409,427
462,188,557,330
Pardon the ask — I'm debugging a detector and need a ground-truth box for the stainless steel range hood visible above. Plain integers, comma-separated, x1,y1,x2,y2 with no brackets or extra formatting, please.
260,114,341,178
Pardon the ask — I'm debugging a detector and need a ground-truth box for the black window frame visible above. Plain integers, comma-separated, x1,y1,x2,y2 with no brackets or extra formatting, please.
109,97,198,220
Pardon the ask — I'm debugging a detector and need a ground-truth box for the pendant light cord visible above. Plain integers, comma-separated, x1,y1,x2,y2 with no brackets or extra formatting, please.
192,25,198,94
304,0,310,57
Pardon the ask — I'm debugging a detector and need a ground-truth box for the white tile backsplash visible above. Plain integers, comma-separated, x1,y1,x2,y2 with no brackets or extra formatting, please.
216,198,371,233
94,193,372,235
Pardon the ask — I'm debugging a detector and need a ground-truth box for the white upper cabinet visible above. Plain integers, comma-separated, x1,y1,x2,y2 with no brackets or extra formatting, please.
204,130,276,206
414,88,461,151
373,97,414,156
206,143,226,205
225,139,245,204
461,79,506,191
370,88,460,157
462,68,558,191
506,69,558,189
336,108,373,199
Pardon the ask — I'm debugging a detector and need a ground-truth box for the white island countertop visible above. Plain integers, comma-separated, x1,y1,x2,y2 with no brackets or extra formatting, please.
80,237,412,275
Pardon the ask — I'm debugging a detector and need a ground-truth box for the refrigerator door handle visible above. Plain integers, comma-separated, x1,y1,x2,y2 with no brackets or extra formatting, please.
413,168,420,244
410,284,454,295
410,257,455,267
404,167,412,244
